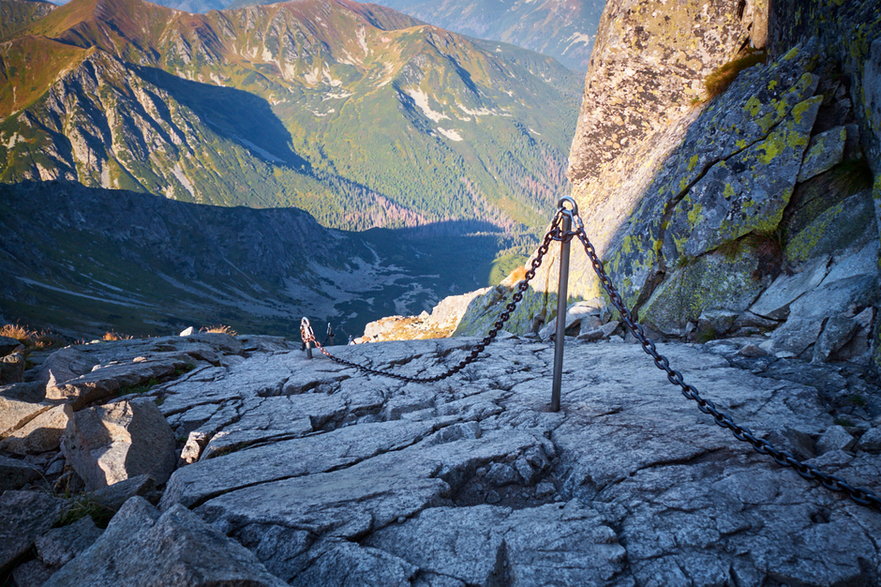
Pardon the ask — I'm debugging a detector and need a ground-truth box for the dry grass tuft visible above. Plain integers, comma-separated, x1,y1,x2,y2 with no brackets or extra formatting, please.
0,323,31,342
703,48,767,101
0,323,66,349
201,324,238,336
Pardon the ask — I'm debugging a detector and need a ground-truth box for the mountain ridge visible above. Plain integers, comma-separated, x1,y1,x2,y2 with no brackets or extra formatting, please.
1,0,579,233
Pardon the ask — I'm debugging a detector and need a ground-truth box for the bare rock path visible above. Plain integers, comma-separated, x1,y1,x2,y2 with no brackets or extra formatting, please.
3,334,881,585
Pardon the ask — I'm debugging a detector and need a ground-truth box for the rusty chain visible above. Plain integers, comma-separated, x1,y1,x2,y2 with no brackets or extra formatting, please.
301,212,566,383
571,220,881,512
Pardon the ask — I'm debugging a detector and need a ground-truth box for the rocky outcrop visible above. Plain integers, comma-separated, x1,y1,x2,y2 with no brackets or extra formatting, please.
358,287,492,342
2,333,880,583
45,497,285,587
444,0,881,370
62,399,177,490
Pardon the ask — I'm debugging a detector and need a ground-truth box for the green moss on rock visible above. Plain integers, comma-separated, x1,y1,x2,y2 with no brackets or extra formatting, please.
638,242,772,335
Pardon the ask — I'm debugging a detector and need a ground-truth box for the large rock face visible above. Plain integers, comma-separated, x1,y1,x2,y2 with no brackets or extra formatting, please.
448,0,881,369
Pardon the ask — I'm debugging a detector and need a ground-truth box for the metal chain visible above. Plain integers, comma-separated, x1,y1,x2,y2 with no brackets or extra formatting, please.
302,214,568,383
572,223,881,512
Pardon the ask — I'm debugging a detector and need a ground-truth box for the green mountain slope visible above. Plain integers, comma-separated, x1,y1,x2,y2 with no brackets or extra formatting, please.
0,0,580,233
0,0,54,41
0,181,506,338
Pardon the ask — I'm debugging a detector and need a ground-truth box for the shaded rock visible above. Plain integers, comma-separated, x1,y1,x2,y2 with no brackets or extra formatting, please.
47,355,195,409
666,95,822,259
0,491,66,573
783,190,877,265
0,352,25,384
639,248,770,335
238,335,296,353
0,381,43,402
1,404,68,455
738,343,768,357
367,503,625,585
798,125,847,181
0,455,42,490
46,497,285,586
0,396,51,436
817,425,855,454
857,428,881,453
90,474,156,511
698,309,740,338
813,316,859,362
0,335,23,356
766,317,824,355
750,255,830,320
62,399,177,490
35,515,103,567
10,559,55,587
290,541,417,586
577,320,620,342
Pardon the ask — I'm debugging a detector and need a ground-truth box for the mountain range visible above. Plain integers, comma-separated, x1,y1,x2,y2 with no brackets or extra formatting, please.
0,0,580,233
147,0,605,72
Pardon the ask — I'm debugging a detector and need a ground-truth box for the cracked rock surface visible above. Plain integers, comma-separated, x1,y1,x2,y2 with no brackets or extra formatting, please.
133,336,881,585
4,334,881,584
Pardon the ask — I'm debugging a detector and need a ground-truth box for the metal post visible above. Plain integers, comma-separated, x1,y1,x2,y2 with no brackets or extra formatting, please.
300,317,314,359
551,206,573,412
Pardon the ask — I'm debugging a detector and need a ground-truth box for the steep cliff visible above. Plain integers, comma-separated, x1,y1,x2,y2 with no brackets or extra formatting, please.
443,0,881,368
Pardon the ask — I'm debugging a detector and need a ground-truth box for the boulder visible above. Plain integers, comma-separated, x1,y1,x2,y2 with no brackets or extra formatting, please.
0,491,66,574
816,425,855,454
62,399,177,490
0,352,25,384
45,497,286,586
35,516,104,567
639,248,771,335
47,355,195,409
10,560,55,587
698,310,740,339
0,455,42,490
749,255,830,320
41,334,243,408
797,125,847,182
812,316,859,362
783,191,877,265
857,428,881,453
0,396,51,436
539,300,604,340
1,404,69,455
0,335,23,356
90,474,156,511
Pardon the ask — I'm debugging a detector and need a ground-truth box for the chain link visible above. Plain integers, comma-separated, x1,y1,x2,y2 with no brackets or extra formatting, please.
302,214,569,383
572,224,881,512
